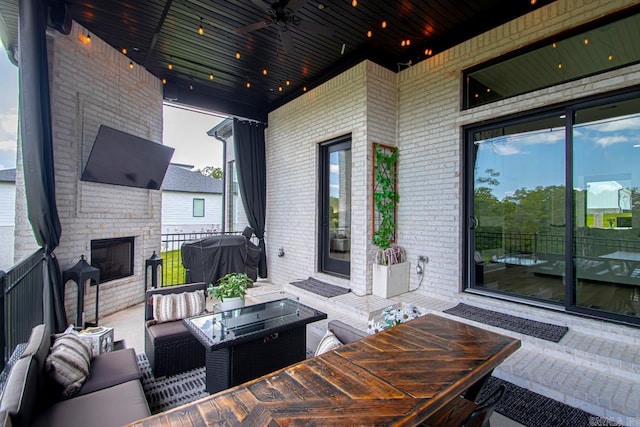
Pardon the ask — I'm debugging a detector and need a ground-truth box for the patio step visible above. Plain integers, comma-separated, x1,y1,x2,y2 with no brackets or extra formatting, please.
436,307,640,421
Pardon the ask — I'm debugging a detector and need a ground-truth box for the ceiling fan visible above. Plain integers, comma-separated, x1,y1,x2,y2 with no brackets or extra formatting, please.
235,0,331,52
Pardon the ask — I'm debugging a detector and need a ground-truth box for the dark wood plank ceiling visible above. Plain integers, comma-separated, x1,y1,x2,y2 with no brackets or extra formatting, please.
64,0,555,120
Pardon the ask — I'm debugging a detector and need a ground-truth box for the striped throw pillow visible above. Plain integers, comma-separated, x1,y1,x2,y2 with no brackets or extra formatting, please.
314,329,343,356
152,290,205,323
45,333,92,397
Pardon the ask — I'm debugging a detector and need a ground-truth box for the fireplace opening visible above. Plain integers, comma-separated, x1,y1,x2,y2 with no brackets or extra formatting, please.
90,237,134,282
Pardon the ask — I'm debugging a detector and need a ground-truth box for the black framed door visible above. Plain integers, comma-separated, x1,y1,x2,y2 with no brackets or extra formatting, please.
318,136,351,277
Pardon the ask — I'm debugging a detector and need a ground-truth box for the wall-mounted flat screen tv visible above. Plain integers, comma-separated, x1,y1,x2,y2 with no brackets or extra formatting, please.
81,125,174,190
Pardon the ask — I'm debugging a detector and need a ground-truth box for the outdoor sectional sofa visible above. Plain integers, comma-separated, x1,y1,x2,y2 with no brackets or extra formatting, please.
0,324,149,427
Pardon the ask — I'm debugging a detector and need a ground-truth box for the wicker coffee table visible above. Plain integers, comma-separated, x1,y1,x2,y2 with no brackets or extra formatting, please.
184,297,326,393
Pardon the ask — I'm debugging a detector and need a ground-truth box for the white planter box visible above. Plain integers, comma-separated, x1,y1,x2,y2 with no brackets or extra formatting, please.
219,297,245,311
372,262,410,298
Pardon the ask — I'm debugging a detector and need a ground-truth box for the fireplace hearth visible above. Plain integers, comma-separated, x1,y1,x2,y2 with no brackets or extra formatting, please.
91,237,134,282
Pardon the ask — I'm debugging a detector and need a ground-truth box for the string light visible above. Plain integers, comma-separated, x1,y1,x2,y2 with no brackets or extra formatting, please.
121,48,127,55
262,67,268,76
168,58,173,70
209,72,214,80
530,0,537,4
235,51,241,59
584,38,589,45
129,61,134,69
198,18,204,35
424,48,433,56
608,54,614,61
162,78,167,84
278,85,283,92
381,20,387,29
246,81,251,88
86,32,91,43
351,0,357,6
552,42,557,48
286,79,291,86
367,30,372,38
558,63,563,69
303,86,307,92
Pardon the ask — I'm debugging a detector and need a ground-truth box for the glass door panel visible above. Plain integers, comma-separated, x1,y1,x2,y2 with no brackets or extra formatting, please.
471,115,566,303
572,98,640,317
319,138,351,277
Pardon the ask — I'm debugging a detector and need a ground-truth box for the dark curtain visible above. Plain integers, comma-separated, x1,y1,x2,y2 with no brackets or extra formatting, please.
233,119,267,278
19,0,66,332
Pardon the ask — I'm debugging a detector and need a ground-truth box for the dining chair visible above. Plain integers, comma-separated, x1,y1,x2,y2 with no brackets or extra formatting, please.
461,384,506,427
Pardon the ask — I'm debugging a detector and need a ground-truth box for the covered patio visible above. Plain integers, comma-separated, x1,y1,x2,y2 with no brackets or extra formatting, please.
1,0,640,425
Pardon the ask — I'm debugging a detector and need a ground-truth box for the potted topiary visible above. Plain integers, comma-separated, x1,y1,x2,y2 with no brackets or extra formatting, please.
371,143,410,298
208,273,252,311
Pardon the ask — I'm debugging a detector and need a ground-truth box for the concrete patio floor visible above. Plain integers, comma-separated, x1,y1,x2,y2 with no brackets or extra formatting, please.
101,279,522,427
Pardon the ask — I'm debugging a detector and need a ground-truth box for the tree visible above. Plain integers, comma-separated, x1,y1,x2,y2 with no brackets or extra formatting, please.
196,166,223,179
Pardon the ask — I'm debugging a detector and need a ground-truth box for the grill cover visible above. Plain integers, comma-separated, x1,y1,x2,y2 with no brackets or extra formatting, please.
182,234,260,285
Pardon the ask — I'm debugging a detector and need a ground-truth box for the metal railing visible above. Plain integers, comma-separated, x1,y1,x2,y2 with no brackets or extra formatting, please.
160,231,244,287
476,230,640,258
0,249,45,371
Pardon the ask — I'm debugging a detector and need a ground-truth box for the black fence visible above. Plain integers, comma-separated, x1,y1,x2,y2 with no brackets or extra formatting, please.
476,230,640,258
160,231,244,287
0,249,45,371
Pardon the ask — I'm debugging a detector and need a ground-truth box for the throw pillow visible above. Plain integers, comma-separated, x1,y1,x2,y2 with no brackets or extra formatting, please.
152,290,205,323
314,329,343,357
45,333,92,397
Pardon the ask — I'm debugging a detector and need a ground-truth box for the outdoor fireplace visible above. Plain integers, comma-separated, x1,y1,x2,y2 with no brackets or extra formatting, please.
90,237,134,282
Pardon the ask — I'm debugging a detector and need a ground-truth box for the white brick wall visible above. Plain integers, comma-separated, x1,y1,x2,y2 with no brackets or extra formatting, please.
14,22,164,323
266,0,640,325
266,61,397,295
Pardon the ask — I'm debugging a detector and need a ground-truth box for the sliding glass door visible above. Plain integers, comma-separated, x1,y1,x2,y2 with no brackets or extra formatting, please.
466,91,640,323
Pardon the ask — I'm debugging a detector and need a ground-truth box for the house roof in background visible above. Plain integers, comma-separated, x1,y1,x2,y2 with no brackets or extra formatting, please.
162,163,222,194
0,168,15,183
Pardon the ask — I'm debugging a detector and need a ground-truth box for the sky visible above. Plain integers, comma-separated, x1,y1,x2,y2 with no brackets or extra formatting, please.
0,41,225,173
0,43,18,170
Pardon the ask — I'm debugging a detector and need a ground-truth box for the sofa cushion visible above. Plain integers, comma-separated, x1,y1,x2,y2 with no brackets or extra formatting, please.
76,348,141,396
328,320,368,345
145,283,207,321
152,290,205,324
32,380,150,427
0,356,37,427
19,324,50,373
146,320,193,345
45,333,92,397
314,330,343,356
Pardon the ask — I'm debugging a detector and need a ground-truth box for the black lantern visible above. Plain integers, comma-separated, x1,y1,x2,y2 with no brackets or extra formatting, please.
145,251,163,293
63,255,100,328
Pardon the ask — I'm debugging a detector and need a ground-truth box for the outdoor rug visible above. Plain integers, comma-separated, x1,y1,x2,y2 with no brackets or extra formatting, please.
137,354,208,414
443,303,568,342
479,376,602,427
290,277,350,298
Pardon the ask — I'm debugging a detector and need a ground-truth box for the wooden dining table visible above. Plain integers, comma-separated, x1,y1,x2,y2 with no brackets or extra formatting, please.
128,313,520,426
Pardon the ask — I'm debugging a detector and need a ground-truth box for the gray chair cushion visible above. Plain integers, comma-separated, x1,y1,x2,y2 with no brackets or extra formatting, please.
19,324,50,374
32,380,150,427
147,320,193,345
0,356,37,427
328,320,368,344
75,348,141,397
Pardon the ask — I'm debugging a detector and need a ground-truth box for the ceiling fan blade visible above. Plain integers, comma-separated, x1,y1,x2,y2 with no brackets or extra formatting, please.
235,20,270,34
249,0,272,12
296,20,333,37
285,0,308,13
279,29,294,52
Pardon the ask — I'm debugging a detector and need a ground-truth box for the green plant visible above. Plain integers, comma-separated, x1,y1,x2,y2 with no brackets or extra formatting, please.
372,144,399,250
208,273,251,302
372,144,405,265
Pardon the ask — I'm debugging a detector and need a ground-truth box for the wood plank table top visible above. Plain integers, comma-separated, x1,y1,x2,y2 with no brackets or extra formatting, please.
129,313,520,427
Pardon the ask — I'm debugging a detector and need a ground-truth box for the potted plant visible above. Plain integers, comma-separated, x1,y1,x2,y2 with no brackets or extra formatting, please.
208,273,251,311
371,143,410,298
